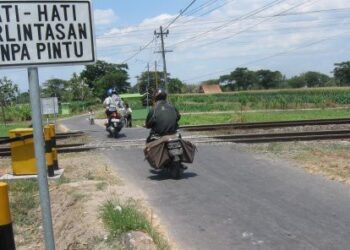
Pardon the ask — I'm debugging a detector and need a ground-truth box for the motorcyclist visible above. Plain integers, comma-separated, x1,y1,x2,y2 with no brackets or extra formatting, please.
103,88,125,118
145,88,181,143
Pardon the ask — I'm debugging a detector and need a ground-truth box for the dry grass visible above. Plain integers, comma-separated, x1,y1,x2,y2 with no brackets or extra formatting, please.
247,140,350,183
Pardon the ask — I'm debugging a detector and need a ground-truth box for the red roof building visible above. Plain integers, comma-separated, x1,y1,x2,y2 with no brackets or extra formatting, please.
199,84,222,94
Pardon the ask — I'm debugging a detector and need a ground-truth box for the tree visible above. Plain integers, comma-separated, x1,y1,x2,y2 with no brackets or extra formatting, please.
41,78,68,100
168,78,184,94
95,71,130,99
137,70,166,105
0,77,19,124
66,73,93,101
80,60,130,99
256,70,283,89
334,61,350,86
220,68,257,91
302,71,330,87
201,79,219,85
287,75,306,88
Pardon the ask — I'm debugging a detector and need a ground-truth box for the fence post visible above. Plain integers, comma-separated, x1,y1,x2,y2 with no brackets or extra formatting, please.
0,182,16,250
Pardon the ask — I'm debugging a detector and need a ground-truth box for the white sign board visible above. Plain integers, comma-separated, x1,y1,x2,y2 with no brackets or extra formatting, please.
0,0,95,67
41,97,58,115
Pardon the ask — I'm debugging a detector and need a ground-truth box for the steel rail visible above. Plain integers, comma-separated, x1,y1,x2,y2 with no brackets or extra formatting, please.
1,129,350,157
180,118,350,131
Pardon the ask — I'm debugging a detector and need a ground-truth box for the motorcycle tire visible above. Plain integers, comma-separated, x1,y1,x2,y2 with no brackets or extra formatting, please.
170,161,183,179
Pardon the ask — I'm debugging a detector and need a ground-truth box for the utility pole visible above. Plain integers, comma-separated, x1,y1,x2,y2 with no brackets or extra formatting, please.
154,26,172,90
147,63,150,109
155,61,158,89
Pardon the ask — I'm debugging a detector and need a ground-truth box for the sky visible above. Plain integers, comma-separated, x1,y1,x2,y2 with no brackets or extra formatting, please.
1,0,350,91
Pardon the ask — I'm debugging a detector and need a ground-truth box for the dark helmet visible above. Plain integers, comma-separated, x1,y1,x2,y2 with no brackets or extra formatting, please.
111,87,118,95
154,88,167,101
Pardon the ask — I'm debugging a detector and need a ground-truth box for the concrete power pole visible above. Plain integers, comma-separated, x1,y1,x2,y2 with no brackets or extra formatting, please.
147,63,150,109
155,61,158,89
154,26,172,90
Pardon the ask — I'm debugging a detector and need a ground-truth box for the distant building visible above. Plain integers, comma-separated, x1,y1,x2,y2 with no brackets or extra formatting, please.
199,84,222,94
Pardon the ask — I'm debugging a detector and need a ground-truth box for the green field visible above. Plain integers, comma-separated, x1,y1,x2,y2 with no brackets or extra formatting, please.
2,87,350,127
0,123,29,137
132,108,350,126
169,87,350,112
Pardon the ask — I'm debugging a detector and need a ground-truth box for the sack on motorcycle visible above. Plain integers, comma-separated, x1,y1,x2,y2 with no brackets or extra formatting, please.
144,136,172,169
144,136,197,168
180,139,197,163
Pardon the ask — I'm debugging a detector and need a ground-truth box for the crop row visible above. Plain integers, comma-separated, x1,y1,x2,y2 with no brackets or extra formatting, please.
169,87,350,112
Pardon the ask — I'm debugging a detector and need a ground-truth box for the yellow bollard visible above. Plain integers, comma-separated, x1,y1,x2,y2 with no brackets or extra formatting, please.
43,126,54,177
0,182,16,250
48,124,59,170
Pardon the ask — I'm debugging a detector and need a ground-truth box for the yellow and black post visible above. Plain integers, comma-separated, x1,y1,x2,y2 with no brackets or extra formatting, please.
48,124,59,170
0,182,16,250
43,126,54,177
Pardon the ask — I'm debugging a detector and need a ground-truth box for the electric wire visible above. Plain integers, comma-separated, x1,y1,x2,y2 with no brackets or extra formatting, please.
183,30,349,82
168,0,288,48
185,0,320,49
163,0,198,30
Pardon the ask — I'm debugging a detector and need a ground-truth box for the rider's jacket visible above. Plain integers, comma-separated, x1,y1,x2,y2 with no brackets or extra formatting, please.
103,94,125,113
145,100,180,136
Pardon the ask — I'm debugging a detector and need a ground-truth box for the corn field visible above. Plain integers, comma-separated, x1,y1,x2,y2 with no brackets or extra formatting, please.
169,87,350,112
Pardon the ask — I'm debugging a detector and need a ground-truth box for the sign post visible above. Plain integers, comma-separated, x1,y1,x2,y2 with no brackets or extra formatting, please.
0,1,96,249
28,67,55,250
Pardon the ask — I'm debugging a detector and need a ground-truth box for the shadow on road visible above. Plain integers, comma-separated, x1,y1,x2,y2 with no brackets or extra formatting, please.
106,133,127,139
148,169,198,181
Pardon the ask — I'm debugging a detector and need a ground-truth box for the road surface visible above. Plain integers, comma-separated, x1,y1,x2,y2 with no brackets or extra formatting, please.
61,116,350,250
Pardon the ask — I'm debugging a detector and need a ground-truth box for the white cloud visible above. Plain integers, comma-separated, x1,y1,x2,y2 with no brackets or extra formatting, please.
94,0,350,83
94,9,118,26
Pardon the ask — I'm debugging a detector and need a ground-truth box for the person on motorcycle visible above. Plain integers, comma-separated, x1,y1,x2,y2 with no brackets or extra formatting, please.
145,88,181,143
103,88,125,118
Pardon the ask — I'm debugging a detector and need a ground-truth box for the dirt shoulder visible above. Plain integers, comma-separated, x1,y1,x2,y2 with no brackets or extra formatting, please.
1,149,173,249
244,140,350,184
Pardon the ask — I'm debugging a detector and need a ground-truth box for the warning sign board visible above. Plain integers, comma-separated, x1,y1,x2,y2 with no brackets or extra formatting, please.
0,0,95,67
41,97,58,115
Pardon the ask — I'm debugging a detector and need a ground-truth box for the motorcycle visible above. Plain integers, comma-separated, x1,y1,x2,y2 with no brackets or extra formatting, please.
145,133,189,179
165,137,186,179
106,111,124,138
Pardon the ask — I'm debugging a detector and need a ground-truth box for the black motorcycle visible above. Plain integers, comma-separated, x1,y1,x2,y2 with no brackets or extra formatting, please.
145,133,193,179
166,138,186,179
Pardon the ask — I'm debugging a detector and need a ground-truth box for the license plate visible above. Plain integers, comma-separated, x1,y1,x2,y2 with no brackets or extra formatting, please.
111,119,120,123
167,141,183,156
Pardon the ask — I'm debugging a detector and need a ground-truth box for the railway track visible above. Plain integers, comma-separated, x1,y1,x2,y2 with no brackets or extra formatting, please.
22,129,347,153
1,119,350,156
180,118,350,131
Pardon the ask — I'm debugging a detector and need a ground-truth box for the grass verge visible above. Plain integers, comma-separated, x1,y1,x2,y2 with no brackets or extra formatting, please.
101,199,170,249
0,123,29,137
179,108,350,125
8,180,40,245
247,141,350,183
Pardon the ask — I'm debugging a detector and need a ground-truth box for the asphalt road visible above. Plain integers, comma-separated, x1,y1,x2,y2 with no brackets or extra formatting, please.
61,116,350,250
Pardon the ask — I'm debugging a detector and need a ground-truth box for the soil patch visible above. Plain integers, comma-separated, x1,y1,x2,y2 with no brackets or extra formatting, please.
1,151,172,249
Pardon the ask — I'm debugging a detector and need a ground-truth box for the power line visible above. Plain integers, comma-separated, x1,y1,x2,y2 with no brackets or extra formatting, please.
168,0,288,48
163,0,198,30
183,30,348,82
186,0,221,16
121,0,198,64
121,37,155,63
177,0,236,27
96,7,350,42
184,0,320,49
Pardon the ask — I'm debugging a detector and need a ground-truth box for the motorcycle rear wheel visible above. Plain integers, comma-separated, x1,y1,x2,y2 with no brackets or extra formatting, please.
170,161,183,179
